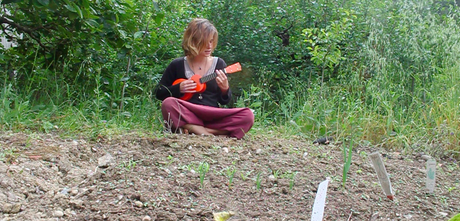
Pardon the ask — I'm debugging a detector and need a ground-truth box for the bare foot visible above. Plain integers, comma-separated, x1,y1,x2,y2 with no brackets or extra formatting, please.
182,124,229,136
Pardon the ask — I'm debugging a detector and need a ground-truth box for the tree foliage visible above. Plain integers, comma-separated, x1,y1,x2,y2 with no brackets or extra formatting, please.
1,0,460,110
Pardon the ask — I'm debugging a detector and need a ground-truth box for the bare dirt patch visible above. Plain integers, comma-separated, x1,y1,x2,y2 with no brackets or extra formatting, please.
0,131,459,220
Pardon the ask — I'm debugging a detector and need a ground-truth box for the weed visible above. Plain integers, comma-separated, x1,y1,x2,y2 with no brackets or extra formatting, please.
198,162,209,188
226,167,236,189
255,172,262,190
342,137,353,188
271,169,281,179
289,172,298,190
240,170,253,181
119,160,137,170
0,148,18,164
165,155,175,166
211,145,221,150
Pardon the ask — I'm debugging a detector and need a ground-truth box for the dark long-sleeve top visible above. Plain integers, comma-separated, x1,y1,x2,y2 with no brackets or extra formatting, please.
155,57,232,107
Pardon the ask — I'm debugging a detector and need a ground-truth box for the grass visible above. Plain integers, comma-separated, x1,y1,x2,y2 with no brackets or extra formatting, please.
1,0,460,160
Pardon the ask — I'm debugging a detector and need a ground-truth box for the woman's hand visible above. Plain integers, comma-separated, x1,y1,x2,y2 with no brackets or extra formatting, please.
180,80,197,93
215,69,229,94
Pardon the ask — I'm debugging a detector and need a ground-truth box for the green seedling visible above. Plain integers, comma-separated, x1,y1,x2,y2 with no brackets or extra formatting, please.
226,167,236,189
166,155,174,166
255,172,262,190
289,172,298,190
198,162,209,188
240,170,253,181
342,138,353,188
271,169,281,179
211,145,221,150
119,160,137,170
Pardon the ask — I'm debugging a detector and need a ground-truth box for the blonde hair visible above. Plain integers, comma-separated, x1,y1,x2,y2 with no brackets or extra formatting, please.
182,18,218,57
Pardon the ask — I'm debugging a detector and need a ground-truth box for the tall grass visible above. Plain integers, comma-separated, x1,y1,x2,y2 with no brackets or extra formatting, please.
239,0,460,156
0,65,163,138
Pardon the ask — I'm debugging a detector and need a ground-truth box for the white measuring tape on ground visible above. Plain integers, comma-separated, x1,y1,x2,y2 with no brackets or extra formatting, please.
426,158,436,193
311,177,331,221
369,152,394,200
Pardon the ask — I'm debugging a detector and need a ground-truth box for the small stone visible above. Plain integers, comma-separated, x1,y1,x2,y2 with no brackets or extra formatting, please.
64,208,73,216
139,195,148,203
222,147,229,153
60,188,69,195
303,152,308,158
70,188,79,196
281,188,288,194
439,212,448,217
143,215,152,221
53,210,64,217
0,162,7,173
53,192,67,200
70,199,84,209
256,149,262,154
404,214,413,219
268,175,276,181
2,203,21,214
98,154,115,168
134,201,144,208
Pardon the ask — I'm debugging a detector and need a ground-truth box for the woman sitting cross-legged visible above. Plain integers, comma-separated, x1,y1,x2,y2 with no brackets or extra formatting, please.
155,18,254,139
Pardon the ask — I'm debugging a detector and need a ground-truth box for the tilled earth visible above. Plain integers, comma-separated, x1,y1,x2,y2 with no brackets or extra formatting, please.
0,131,459,220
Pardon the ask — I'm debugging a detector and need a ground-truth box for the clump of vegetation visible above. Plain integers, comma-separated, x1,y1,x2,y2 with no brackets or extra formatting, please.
1,0,459,158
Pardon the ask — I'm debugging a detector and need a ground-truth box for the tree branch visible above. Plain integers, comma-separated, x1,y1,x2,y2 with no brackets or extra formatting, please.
0,16,48,50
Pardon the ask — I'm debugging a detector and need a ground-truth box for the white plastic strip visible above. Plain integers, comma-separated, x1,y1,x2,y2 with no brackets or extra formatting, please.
369,152,394,200
426,159,436,193
311,177,330,221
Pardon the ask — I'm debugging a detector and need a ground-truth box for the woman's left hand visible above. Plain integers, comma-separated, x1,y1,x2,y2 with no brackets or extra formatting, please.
215,69,229,94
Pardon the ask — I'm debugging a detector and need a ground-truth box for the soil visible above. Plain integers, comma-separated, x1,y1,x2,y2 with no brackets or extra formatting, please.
0,131,459,221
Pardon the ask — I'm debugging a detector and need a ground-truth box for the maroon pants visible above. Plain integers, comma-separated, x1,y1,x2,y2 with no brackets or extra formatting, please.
161,97,254,139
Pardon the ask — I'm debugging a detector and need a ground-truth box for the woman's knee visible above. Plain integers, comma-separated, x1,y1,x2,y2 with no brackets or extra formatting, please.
242,108,254,124
161,97,178,112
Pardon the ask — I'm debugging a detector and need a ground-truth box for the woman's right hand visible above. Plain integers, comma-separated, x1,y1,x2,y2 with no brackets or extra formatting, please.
180,80,197,93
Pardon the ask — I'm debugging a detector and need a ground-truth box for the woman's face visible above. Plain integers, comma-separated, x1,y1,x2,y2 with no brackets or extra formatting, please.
198,37,214,57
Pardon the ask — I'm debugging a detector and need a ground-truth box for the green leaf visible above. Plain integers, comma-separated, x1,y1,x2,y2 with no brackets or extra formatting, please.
85,19,99,28
448,213,460,221
73,3,84,19
134,31,144,39
64,4,76,12
154,13,164,25
118,30,127,39
81,0,89,9
36,0,49,6
152,0,159,10
121,112,132,118
250,102,262,108
1,0,23,4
